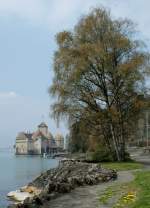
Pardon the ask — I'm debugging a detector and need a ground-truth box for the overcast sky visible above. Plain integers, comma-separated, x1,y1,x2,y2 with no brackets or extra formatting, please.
0,0,150,148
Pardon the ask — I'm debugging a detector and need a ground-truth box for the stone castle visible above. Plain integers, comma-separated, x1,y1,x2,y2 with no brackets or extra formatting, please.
15,122,64,155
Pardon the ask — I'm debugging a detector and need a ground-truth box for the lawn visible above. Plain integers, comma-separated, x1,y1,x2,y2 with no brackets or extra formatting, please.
132,171,150,208
101,162,143,171
99,168,150,208
99,183,137,208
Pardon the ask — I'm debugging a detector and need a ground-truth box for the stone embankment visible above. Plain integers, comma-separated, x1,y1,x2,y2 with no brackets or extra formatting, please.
8,159,117,208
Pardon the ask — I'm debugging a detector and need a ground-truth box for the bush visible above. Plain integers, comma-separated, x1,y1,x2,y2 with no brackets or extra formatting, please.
91,146,114,162
123,151,132,162
86,145,132,162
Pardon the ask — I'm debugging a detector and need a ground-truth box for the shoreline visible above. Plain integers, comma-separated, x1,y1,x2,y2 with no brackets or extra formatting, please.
0,152,59,208
7,159,117,208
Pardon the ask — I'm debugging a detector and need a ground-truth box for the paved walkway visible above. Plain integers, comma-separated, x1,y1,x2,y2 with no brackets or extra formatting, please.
42,171,134,208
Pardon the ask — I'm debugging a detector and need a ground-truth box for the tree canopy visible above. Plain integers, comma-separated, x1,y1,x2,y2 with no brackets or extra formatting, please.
50,7,150,161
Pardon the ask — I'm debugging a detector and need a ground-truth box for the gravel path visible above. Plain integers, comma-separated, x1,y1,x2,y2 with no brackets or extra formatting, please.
42,171,134,208
41,148,150,208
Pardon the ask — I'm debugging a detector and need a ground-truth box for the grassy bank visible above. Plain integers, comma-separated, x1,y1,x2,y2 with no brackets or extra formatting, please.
99,162,150,208
132,171,150,207
101,162,143,171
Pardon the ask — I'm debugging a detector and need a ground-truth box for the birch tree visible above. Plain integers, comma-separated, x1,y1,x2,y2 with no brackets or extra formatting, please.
50,8,149,161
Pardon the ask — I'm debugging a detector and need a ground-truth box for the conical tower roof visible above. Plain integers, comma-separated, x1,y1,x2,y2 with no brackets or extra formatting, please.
38,122,48,128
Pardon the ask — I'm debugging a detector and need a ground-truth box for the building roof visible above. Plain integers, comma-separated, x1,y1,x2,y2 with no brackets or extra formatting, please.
32,130,47,139
16,123,54,142
38,122,48,128
16,132,33,140
24,133,33,139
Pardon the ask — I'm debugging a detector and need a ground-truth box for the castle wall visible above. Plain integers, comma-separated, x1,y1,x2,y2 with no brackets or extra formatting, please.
33,138,42,155
41,139,49,153
27,140,35,154
16,138,28,155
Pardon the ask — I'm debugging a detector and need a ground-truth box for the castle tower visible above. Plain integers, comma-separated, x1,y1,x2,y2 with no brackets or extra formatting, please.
38,122,48,136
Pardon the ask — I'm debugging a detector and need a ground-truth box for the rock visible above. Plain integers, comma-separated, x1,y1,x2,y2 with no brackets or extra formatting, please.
7,190,32,202
20,186,41,194
7,186,41,205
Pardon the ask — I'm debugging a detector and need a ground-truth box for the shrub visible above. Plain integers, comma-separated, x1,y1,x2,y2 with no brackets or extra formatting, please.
91,146,114,162
87,145,132,162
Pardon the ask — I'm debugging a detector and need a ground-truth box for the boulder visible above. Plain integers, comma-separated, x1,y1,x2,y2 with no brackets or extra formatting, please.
7,191,32,202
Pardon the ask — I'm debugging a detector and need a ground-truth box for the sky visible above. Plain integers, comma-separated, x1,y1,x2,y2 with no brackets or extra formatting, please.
0,0,150,148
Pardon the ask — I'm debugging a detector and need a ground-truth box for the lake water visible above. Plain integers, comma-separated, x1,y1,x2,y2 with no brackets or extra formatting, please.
0,150,59,207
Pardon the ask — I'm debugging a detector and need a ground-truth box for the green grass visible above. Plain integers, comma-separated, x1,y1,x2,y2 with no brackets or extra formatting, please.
99,171,150,208
98,161,150,208
113,171,150,208
99,186,114,204
101,162,143,171
99,183,136,207
131,171,150,208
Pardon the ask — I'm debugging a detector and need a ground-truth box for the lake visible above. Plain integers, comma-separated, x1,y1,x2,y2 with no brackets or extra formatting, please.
0,150,59,207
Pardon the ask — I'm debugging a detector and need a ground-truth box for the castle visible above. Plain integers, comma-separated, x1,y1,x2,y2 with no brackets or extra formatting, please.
15,122,64,155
